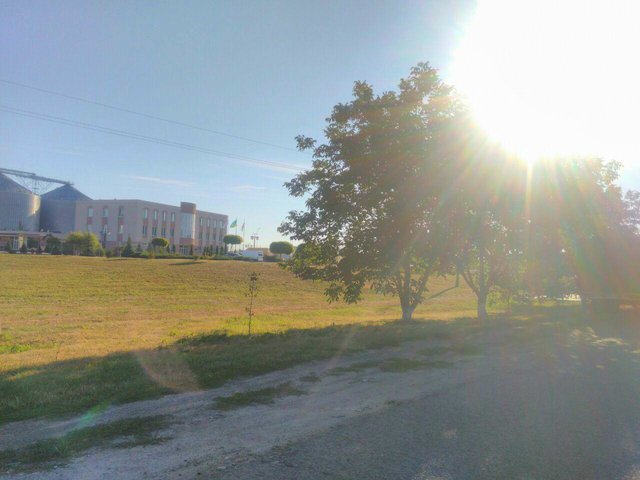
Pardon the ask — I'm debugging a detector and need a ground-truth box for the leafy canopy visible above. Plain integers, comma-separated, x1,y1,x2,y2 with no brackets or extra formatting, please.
279,63,463,320
269,241,294,255
151,237,170,249
223,234,243,245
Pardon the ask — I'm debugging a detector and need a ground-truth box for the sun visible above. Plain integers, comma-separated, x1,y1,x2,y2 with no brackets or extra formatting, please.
451,0,640,166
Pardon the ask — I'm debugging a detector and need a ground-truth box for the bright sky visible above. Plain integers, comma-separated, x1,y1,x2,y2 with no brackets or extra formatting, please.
1,1,638,245
452,0,640,175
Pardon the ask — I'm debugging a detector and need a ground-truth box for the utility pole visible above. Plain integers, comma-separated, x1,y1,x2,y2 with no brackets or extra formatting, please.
251,232,259,248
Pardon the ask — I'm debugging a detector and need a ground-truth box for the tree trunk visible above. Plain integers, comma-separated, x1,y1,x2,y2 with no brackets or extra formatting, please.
477,295,488,321
401,304,415,321
477,210,488,321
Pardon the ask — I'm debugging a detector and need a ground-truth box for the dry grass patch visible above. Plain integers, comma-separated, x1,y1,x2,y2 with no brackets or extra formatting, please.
0,256,483,424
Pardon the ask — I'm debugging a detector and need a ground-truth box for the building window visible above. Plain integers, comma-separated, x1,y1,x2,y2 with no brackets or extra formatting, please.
206,232,210,240
152,227,157,236
118,225,124,234
161,227,166,237
207,218,210,227
198,231,203,240
162,211,167,221
170,228,174,237
144,208,149,220
87,207,93,218
180,213,195,239
142,225,148,236
118,206,125,217
87,224,92,232
171,212,175,222
153,210,158,220
103,207,108,218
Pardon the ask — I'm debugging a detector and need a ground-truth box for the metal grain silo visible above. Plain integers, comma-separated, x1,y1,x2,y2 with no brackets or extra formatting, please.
40,184,91,234
0,173,41,231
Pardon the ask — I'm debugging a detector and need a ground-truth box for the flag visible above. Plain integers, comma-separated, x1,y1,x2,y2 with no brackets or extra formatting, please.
241,220,245,234
230,219,237,228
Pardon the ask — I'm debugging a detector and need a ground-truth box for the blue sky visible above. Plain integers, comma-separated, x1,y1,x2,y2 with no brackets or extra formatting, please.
0,0,474,244
2,1,637,245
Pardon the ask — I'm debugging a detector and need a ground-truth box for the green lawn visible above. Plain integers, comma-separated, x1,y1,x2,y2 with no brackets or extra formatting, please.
0,255,480,424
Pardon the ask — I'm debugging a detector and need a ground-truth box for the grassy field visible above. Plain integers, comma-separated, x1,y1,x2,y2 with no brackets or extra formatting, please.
0,255,480,424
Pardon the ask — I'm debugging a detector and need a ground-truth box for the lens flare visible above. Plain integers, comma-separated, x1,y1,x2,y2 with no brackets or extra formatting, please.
452,0,640,165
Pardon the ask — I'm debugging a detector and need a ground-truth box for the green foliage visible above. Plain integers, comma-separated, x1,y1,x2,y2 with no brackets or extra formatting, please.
279,63,461,321
525,158,638,301
121,237,134,257
19,243,28,254
223,234,243,246
150,237,169,250
63,232,101,256
269,241,294,256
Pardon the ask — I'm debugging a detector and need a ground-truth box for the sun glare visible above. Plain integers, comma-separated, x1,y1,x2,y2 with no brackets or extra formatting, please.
452,0,640,165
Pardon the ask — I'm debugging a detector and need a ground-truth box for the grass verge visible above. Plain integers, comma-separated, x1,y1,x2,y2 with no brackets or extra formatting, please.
1,319,471,424
0,415,169,474
215,382,305,410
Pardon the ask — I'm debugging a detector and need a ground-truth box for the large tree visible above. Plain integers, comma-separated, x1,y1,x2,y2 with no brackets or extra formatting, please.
440,123,529,319
223,234,243,252
527,158,639,305
280,63,462,321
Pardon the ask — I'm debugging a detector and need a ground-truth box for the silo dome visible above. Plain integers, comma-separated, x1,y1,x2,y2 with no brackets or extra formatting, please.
0,173,41,231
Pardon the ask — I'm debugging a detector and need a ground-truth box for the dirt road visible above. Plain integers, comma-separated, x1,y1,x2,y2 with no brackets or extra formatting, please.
4,313,640,479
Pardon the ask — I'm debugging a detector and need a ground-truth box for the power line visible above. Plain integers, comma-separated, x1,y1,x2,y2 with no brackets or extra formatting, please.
0,105,305,172
0,78,298,152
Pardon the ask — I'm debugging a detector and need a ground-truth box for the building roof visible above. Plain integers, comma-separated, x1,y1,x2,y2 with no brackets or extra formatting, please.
0,173,31,194
41,184,91,201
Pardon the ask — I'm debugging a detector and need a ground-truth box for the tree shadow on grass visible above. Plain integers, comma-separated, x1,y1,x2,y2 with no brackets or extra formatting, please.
168,260,206,266
0,305,621,426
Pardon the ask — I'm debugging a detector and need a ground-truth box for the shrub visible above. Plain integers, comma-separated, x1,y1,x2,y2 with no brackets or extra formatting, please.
64,232,100,256
122,237,134,257
269,241,294,258
151,237,169,253
45,235,61,254
20,243,28,254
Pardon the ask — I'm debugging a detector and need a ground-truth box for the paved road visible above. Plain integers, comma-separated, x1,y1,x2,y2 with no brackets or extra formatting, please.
218,316,640,480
